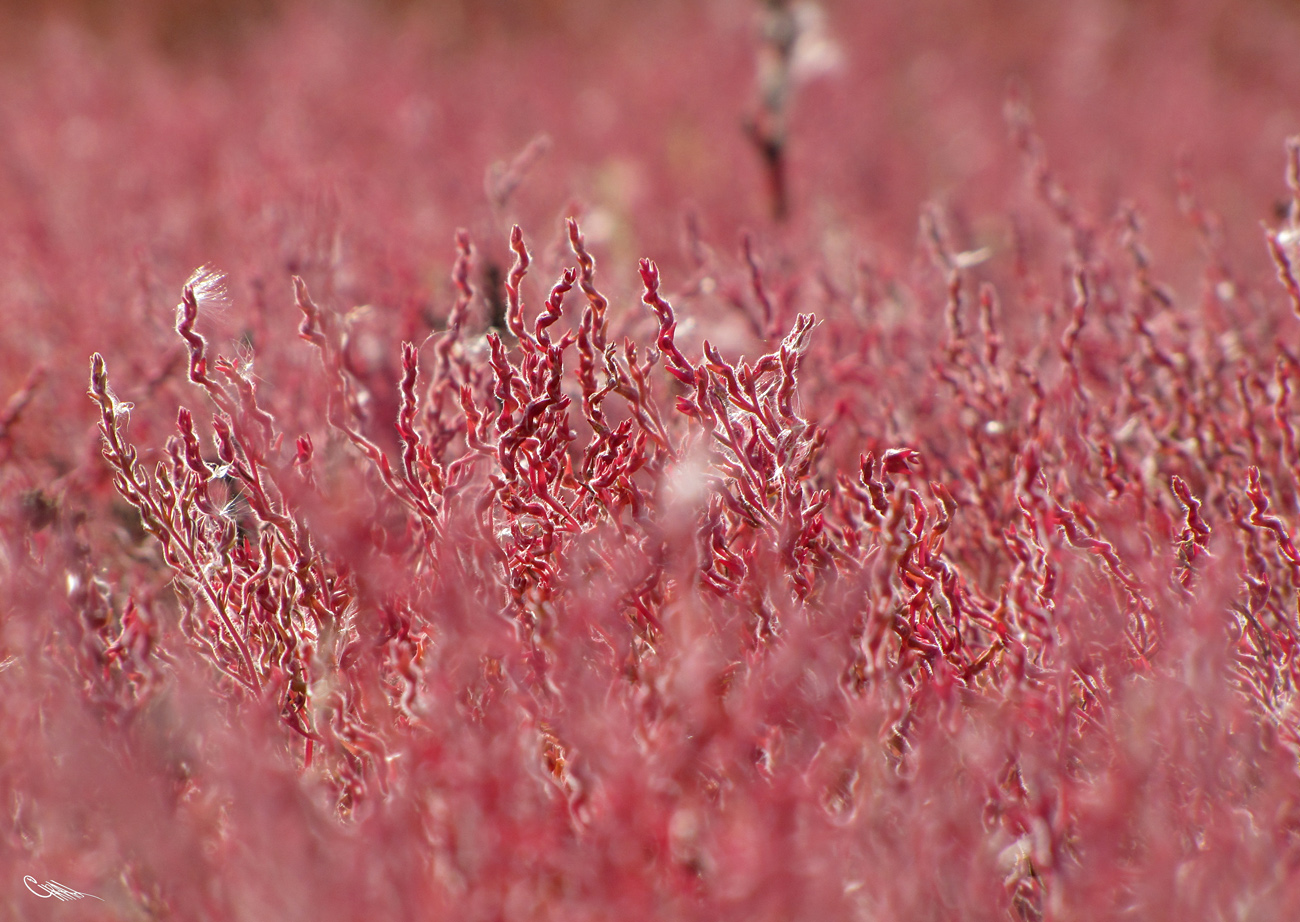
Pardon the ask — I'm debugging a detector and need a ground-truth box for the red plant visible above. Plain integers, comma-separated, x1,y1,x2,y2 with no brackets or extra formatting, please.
7,2,1300,920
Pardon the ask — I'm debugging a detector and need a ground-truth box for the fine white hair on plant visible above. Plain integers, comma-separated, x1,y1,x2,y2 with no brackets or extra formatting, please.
185,265,231,313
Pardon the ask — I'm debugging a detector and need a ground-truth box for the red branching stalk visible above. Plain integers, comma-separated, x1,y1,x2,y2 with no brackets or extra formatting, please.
89,353,261,695
638,257,698,387
298,274,436,531
92,278,401,790
504,224,533,348
1171,474,1212,589
1245,465,1300,578
1265,137,1300,317
1059,266,1091,403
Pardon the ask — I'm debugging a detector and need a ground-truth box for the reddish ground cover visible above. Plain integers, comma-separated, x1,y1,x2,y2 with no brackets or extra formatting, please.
6,2,1300,919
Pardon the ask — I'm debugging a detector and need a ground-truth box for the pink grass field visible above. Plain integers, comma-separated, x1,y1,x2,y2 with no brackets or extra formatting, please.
7,1,1300,919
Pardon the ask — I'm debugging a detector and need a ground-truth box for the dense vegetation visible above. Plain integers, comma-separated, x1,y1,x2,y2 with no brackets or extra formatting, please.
6,2,1300,919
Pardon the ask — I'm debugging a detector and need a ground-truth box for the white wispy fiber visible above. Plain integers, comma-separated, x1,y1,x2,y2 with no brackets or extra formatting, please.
185,265,232,313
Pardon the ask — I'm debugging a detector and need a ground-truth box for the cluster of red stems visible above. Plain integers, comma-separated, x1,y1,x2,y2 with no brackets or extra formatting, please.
64,123,1300,915
8,0,1300,917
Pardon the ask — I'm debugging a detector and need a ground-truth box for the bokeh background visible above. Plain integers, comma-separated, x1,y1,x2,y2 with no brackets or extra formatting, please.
6,0,1300,406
